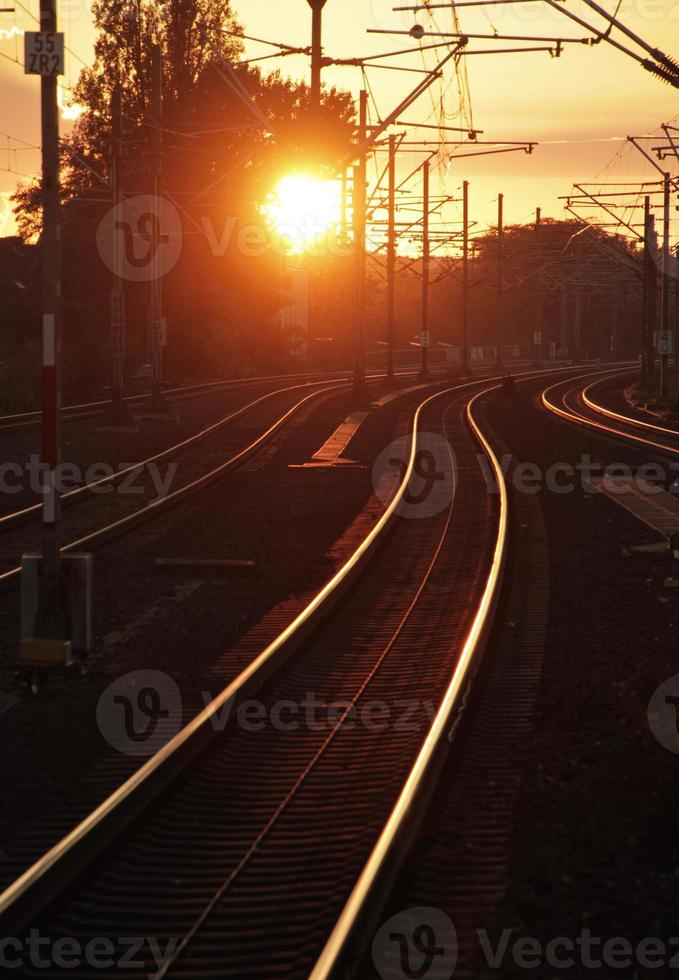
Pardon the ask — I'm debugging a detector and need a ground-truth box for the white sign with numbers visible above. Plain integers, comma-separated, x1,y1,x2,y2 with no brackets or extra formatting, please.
24,32,64,75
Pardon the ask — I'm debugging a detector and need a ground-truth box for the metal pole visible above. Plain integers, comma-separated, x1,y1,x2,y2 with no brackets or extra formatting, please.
671,246,679,371
647,210,658,390
642,195,650,387
149,44,165,411
611,291,619,357
675,244,679,378
462,179,469,375
352,90,367,397
340,167,348,241
662,171,671,394
307,0,328,111
534,206,543,365
496,192,503,367
420,159,430,379
110,84,125,415
38,0,63,635
560,275,568,356
387,133,396,380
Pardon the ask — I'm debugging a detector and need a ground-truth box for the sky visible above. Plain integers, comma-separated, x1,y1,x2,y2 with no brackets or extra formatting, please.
1,0,678,239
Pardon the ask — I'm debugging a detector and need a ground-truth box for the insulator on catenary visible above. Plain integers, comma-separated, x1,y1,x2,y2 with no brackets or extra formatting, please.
642,59,679,87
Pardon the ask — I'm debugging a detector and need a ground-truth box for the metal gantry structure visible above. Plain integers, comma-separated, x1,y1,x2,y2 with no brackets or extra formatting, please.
564,126,679,395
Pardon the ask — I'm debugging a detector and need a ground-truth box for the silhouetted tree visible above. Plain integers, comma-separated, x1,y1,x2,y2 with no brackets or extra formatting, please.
12,0,357,392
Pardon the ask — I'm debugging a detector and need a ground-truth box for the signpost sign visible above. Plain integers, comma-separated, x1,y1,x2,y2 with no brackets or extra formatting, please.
24,31,64,75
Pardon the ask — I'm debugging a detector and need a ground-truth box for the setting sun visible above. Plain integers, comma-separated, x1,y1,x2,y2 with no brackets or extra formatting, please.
264,174,342,253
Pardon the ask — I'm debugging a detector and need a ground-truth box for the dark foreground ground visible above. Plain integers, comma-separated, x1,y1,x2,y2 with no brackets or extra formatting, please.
484,375,679,977
0,376,424,884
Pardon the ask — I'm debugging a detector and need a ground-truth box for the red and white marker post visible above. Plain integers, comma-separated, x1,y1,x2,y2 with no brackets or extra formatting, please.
23,0,65,642
38,0,63,630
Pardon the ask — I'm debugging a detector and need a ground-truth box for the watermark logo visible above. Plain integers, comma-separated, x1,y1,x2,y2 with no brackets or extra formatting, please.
0,455,177,499
60,0,87,21
97,195,182,282
96,670,182,757
373,433,456,520
648,673,679,753
0,931,177,975
369,0,419,32
372,907,457,980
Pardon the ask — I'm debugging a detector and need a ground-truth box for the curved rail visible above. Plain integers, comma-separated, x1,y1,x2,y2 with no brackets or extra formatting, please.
0,377,347,532
0,377,488,932
542,369,679,456
0,369,360,432
0,379,351,588
582,374,679,438
0,364,628,939
308,383,509,979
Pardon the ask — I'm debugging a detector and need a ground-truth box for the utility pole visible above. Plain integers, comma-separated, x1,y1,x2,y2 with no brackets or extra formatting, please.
19,0,95,677
534,206,543,365
496,192,504,367
341,168,348,241
641,195,651,387
560,275,568,356
675,243,679,374
611,291,619,357
661,171,671,396
646,207,659,392
109,84,126,417
462,179,469,375
352,89,367,399
148,44,167,414
419,158,430,380
307,0,328,112
387,133,396,380
37,0,63,639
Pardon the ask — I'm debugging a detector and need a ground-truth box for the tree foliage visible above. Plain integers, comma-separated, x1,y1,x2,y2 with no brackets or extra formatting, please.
12,0,357,393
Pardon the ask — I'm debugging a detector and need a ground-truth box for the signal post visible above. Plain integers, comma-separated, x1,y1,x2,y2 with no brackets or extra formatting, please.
19,0,92,687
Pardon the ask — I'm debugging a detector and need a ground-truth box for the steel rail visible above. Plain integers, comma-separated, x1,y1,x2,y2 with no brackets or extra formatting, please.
0,364,627,933
308,363,635,979
0,370,355,432
542,369,679,455
308,382,509,979
0,377,349,532
0,377,467,931
582,374,679,438
0,365,421,432
0,379,354,589
150,390,469,980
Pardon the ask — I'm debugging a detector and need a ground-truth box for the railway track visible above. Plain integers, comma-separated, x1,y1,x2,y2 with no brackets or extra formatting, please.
0,377,364,588
0,364,633,978
0,374,510,979
0,364,574,589
0,370,369,434
541,367,679,454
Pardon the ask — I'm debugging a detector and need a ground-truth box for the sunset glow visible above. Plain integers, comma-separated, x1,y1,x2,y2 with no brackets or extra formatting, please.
264,174,342,253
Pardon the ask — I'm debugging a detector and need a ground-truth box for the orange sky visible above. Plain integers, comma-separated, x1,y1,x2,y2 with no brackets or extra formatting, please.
1,0,678,238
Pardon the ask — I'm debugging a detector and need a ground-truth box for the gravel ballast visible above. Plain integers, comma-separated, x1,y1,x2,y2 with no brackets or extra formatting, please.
481,374,679,975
